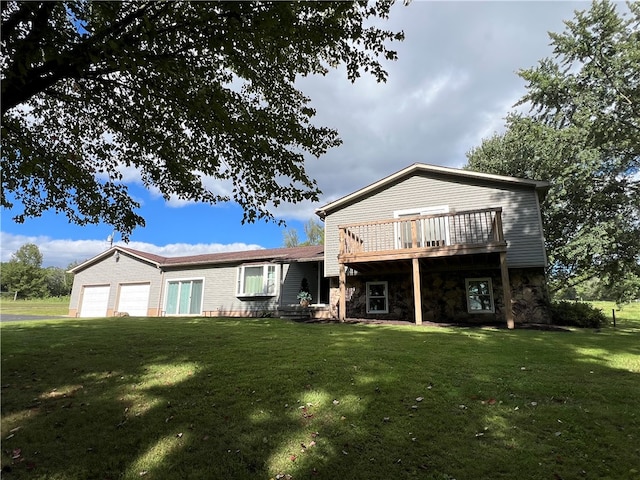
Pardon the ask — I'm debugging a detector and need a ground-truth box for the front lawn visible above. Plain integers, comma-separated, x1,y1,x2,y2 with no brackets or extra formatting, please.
0,296,70,316
1,316,638,479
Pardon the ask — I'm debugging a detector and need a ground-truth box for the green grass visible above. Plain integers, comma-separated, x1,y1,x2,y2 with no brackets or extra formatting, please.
590,300,640,327
1,315,639,479
0,296,70,316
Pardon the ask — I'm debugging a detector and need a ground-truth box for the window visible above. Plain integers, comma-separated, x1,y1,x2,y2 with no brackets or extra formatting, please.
366,281,388,314
237,265,277,296
466,278,494,313
165,279,203,315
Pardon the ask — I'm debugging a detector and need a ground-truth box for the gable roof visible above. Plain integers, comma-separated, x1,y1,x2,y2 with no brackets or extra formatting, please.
69,245,324,273
315,163,550,218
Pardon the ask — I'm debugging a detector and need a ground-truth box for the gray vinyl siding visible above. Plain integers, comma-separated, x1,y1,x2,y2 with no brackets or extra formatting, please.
161,261,321,315
324,173,546,277
161,264,275,315
70,250,323,317
282,262,321,305
69,250,161,314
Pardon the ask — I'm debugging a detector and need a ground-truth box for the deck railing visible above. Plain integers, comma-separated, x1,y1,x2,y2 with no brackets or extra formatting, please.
339,207,504,257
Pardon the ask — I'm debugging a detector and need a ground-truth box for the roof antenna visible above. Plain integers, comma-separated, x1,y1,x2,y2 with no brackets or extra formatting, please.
107,231,115,248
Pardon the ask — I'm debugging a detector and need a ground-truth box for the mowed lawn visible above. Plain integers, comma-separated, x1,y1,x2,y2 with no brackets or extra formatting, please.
1,306,639,479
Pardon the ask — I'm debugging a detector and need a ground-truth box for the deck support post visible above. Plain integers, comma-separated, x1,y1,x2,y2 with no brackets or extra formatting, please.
339,263,346,322
412,258,423,325
500,252,514,329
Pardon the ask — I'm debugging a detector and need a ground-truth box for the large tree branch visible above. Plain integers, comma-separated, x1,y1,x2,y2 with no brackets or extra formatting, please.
1,2,163,115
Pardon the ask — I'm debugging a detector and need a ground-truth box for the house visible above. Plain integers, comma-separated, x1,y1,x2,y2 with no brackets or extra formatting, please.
315,163,551,328
68,245,328,318
69,163,550,327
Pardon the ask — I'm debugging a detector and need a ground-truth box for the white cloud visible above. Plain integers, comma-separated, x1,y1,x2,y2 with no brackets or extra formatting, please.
0,232,264,269
292,1,586,207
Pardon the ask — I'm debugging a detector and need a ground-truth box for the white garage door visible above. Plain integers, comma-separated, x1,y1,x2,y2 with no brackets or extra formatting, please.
117,283,150,316
80,285,110,317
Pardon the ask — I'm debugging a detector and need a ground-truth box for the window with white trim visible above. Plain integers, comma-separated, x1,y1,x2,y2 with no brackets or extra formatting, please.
466,278,494,313
237,265,277,297
165,279,203,315
366,281,388,314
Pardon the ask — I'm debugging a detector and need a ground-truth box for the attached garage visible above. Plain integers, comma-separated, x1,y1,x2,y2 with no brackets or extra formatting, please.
79,285,110,317
116,283,151,316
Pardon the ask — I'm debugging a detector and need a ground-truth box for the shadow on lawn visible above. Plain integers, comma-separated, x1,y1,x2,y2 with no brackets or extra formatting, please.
1,318,638,479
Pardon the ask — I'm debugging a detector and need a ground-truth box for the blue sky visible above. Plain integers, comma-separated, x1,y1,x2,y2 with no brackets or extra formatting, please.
1,1,589,268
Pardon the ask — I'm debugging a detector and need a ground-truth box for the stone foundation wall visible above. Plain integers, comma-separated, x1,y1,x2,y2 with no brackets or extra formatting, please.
329,267,551,324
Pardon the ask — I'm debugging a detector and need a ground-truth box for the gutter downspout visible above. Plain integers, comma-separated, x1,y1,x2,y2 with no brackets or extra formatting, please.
157,267,165,317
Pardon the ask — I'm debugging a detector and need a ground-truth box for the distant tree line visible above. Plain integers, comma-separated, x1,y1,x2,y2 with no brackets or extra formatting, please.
0,244,75,298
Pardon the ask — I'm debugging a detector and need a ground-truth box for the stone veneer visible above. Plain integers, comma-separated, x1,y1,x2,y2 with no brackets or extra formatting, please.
329,267,551,325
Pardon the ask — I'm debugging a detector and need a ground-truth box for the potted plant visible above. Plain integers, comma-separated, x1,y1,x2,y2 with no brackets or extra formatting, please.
298,278,312,307
297,290,312,307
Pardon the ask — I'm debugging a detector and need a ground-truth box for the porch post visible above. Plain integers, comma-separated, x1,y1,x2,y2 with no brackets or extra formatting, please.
412,258,423,325
339,263,346,322
500,252,514,329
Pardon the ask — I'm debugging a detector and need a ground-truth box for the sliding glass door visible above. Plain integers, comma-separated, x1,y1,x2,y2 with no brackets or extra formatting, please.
165,279,203,315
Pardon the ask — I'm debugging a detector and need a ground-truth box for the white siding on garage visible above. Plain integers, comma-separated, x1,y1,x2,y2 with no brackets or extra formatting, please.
117,283,150,316
80,285,110,317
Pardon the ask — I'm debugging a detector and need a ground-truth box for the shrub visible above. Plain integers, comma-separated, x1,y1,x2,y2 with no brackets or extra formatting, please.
550,300,607,328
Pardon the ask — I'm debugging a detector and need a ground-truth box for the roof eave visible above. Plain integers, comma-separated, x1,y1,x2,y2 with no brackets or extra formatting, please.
316,163,550,216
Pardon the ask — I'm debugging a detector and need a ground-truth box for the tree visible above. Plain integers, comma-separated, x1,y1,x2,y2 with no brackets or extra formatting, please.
1,2,404,239
1,243,48,298
466,1,640,303
303,218,324,246
283,228,300,248
282,218,324,247
518,0,639,161
45,266,72,297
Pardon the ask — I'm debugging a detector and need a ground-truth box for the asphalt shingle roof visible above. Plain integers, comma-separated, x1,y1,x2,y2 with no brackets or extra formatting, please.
118,245,324,267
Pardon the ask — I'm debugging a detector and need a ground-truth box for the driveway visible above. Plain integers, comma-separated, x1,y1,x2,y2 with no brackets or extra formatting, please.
0,314,67,322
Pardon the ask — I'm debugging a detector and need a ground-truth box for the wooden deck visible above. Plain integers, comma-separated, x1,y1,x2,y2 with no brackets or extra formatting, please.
338,207,506,264
336,207,514,328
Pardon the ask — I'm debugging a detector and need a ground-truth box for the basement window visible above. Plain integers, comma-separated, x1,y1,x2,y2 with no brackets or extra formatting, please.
366,281,388,314
466,278,494,313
